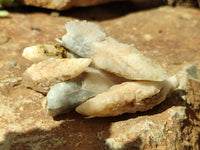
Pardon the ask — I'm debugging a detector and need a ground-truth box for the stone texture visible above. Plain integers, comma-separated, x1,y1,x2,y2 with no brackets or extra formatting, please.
15,0,199,10
166,0,198,7
16,0,123,10
22,44,71,63
105,106,188,149
23,58,91,93
76,77,178,117
0,4,200,150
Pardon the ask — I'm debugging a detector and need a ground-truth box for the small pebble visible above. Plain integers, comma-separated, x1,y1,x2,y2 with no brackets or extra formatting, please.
144,34,153,41
6,61,17,67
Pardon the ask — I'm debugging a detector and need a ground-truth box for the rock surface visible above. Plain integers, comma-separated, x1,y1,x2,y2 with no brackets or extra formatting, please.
0,3,200,150
15,0,199,10
22,58,91,93
16,0,123,10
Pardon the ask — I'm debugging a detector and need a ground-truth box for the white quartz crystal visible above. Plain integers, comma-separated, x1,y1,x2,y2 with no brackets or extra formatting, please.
76,76,179,117
60,20,107,57
82,67,126,94
23,58,91,93
92,37,169,81
45,81,95,116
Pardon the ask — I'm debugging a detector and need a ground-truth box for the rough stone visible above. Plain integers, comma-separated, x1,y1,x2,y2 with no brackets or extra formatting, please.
22,58,91,93
105,106,188,150
15,0,199,10
0,4,200,150
76,76,179,117
16,0,123,10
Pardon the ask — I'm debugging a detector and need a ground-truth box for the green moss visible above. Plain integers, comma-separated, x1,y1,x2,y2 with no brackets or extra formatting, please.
40,44,70,58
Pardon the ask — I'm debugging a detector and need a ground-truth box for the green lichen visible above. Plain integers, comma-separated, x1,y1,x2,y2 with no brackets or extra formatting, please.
40,44,70,58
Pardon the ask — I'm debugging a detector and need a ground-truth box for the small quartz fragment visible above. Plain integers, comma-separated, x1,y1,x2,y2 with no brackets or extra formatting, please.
22,44,73,63
92,37,168,81
44,81,95,116
44,67,126,116
22,58,91,93
76,76,179,117
82,67,126,94
59,20,168,81
60,20,107,57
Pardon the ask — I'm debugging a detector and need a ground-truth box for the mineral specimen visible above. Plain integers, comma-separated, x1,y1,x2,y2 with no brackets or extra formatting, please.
76,76,179,117
82,67,126,94
22,44,73,63
59,20,107,58
91,37,169,81
44,81,95,116
22,20,179,117
22,58,91,93
59,20,168,81
44,67,126,116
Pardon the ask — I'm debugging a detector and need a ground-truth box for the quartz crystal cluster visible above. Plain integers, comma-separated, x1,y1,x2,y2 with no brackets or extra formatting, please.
22,20,179,117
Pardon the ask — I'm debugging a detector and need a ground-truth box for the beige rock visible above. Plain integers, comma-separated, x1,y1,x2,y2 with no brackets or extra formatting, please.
76,76,179,117
16,0,197,11
105,106,188,150
177,65,200,89
82,67,126,94
22,44,71,63
177,65,200,110
92,37,169,81
16,0,122,10
22,58,91,93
